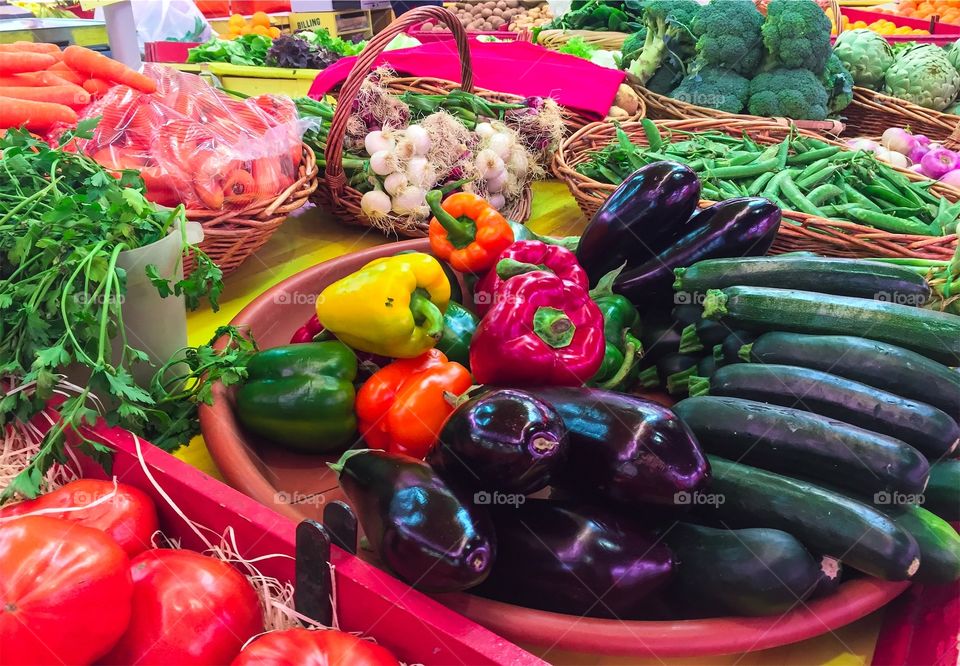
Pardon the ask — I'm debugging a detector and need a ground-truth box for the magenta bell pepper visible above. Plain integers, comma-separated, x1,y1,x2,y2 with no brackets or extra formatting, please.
472,240,589,316
470,270,605,387
290,314,325,344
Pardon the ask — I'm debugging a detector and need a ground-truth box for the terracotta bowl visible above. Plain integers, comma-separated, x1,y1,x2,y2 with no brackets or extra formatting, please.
199,239,910,657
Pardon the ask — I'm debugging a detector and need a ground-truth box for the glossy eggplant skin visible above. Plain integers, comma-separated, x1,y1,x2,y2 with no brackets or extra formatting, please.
615,198,782,308
576,162,701,283
333,449,495,592
527,387,710,505
427,389,568,495
473,499,674,618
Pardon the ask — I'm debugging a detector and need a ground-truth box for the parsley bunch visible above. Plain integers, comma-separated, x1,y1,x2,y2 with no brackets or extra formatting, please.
0,124,238,500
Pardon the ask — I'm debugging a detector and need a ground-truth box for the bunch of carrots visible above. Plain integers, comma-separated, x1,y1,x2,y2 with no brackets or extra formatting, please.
0,42,156,135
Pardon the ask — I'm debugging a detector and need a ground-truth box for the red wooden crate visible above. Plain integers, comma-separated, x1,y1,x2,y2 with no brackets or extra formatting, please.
406,20,522,43
841,7,960,43
144,42,202,64
66,420,544,666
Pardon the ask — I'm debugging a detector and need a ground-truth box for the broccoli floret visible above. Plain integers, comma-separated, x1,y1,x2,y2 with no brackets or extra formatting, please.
620,28,648,71
691,0,765,76
748,67,829,120
822,53,854,114
670,66,750,114
628,0,700,83
761,0,832,74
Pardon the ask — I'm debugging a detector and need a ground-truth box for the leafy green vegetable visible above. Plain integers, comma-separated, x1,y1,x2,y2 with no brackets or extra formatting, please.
543,0,644,33
187,34,273,66
0,125,224,500
298,27,365,57
558,36,598,61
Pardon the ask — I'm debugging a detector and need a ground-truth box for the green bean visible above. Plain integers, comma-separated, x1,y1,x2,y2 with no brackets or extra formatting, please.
775,141,789,170
747,172,775,196
845,207,936,235
704,158,779,179
597,164,626,184
863,185,917,209
932,199,960,233
780,175,826,216
807,184,843,205
796,157,833,182
839,184,884,213
642,118,663,152
786,146,840,165
726,152,763,166
762,171,790,200
876,173,924,207
796,165,841,190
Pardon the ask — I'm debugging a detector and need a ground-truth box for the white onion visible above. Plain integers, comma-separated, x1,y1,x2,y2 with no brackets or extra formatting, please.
361,189,392,218
406,124,432,156
886,151,909,168
486,170,508,193
488,132,515,160
407,156,436,189
873,147,891,162
507,149,529,177
392,185,427,214
881,127,917,156
370,150,397,176
488,193,506,210
364,130,395,156
475,149,506,180
384,172,408,196
846,138,880,154
475,122,496,140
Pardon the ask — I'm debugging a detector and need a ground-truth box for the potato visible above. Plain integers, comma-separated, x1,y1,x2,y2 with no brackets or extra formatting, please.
421,21,434,30
490,16,504,27
608,106,631,120
614,83,640,115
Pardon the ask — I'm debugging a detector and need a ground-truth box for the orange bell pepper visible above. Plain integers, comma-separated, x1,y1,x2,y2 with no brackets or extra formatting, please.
427,190,515,274
355,349,472,459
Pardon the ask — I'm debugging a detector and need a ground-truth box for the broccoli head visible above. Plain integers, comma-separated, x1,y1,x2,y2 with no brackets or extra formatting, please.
620,27,648,71
628,0,701,83
822,52,854,114
748,68,829,120
761,0,832,74
670,66,750,114
691,0,765,76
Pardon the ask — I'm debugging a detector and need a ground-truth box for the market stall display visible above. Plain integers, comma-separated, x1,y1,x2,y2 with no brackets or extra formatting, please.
413,0,552,35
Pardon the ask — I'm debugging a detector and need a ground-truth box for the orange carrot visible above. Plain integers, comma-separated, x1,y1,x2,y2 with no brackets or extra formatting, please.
63,46,156,94
0,52,57,75
82,78,113,99
0,86,90,109
0,96,77,131
46,62,85,85
0,71,73,87
0,42,61,54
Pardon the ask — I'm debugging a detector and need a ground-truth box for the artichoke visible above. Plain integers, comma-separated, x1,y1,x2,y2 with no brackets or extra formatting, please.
946,39,960,75
833,29,894,89
884,44,960,111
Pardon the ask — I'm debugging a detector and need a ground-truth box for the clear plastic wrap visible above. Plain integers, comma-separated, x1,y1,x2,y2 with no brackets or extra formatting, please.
75,64,305,211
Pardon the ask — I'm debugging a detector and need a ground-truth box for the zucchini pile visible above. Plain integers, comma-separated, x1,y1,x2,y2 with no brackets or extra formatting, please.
668,254,960,587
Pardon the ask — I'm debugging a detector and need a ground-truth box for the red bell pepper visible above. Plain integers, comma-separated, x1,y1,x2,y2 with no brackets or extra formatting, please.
472,240,589,317
355,349,472,459
470,270,605,387
290,314,324,344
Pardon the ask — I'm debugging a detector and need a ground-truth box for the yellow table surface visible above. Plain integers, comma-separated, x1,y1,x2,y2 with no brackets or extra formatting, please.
178,181,887,666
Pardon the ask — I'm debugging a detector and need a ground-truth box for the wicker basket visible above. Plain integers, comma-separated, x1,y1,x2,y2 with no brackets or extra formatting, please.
844,87,960,146
536,29,629,51
553,119,959,260
183,145,318,276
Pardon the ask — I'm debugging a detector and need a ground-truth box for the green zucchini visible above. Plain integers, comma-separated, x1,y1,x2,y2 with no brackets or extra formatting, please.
882,505,960,583
701,456,920,581
696,354,717,378
703,286,960,366
674,396,929,495
714,330,757,367
925,461,960,522
674,257,930,303
697,364,959,459
661,523,830,616
740,332,960,419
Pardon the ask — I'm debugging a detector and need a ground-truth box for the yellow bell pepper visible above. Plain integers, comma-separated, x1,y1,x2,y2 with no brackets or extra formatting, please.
316,252,451,358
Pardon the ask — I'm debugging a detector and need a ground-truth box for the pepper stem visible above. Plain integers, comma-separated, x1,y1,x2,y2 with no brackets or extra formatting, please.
533,307,576,348
589,262,627,299
496,258,549,279
597,331,641,390
426,189,476,250
410,289,444,340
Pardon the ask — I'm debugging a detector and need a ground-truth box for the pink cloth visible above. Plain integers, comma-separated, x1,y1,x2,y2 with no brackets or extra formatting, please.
307,40,625,121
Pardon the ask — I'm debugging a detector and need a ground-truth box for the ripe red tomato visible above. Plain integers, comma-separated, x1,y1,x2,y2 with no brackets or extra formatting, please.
101,548,263,665
0,479,158,557
0,515,133,666
231,628,399,666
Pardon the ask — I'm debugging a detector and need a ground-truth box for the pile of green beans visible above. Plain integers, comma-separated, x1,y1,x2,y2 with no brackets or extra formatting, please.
576,120,960,237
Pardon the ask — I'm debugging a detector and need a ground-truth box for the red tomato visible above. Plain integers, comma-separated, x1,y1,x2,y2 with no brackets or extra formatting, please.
231,628,399,666
0,478,158,557
101,548,263,665
0,516,133,666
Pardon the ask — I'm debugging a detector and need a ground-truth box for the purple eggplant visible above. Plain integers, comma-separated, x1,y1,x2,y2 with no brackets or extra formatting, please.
526,387,710,505
472,499,673,617
615,197,782,308
330,449,495,592
426,389,568,495
576,162,701,284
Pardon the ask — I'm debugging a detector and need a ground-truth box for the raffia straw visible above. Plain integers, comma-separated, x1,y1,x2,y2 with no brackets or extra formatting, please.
0,410,78,502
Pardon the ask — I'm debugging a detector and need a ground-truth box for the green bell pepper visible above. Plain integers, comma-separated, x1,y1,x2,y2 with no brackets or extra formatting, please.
436,301,479,367
236,341,358,453
588,265,642,390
